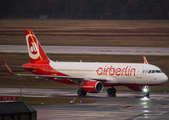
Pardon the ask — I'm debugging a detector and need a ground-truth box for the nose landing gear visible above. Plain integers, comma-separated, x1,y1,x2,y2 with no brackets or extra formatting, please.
143,86,150,97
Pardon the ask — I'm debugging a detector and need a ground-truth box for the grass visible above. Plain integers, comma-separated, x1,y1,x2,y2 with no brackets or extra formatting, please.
21,97,94,106
1,19,169,28
0,53,169,92
0,19,169,47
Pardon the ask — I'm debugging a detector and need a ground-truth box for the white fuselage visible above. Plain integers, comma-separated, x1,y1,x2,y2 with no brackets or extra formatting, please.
49,61,168,86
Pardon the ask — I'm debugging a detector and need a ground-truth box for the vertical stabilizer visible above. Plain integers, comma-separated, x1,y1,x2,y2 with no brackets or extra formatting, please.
25,30,50,63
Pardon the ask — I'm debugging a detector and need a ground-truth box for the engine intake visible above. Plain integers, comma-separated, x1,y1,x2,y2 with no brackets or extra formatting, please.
83,81,103,93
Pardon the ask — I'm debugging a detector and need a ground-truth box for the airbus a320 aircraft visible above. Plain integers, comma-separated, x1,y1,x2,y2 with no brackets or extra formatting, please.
3,30,168,97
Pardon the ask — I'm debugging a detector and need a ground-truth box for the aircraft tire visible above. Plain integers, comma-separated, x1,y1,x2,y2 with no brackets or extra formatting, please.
107,88,113,95
77,90,87,96
144,92,150,97
83,91,87,96
77,90,83,96
107,88,116,94
112,88,116,94
107,88,116,97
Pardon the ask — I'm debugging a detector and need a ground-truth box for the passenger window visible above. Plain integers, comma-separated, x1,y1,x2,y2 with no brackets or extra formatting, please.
143,70,145,73
148,70,151,73
146,70,148,73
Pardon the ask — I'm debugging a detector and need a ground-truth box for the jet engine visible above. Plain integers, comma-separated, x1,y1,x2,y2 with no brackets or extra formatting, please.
83,81,103,93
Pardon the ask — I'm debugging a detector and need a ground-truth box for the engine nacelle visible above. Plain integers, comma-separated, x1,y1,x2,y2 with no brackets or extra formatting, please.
83,81,103,93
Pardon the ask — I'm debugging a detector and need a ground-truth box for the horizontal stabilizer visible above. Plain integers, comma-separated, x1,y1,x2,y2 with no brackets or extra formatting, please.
8,66,37,70
3,61,13,74
2,64,37,70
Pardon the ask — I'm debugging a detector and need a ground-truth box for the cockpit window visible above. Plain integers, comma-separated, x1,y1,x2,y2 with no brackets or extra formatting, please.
148,70,162,73
155,70,161,73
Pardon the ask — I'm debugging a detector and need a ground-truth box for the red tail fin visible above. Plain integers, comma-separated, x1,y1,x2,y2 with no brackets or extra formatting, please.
25,30,50,63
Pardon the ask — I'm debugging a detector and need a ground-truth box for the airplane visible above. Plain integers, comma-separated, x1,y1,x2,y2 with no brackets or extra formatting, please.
3,30,168,97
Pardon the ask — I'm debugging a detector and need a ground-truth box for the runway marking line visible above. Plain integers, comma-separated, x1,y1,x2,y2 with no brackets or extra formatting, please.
53,113,105,117
89,103,163,107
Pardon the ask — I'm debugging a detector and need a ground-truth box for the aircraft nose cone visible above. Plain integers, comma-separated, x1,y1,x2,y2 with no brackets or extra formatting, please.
162,73,168,83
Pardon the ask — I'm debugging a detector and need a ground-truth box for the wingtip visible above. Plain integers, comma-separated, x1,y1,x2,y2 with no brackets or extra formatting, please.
143,55,148,64
3,61,13,74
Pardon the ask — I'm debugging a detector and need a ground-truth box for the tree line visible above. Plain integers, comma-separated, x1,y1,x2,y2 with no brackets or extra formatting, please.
1,0,169,16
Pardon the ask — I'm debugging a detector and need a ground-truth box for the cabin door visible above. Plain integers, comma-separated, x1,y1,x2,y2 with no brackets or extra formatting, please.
137,67,143,79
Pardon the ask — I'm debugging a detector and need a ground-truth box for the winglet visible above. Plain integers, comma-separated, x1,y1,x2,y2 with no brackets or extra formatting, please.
143,56,148,64
3,61,13,74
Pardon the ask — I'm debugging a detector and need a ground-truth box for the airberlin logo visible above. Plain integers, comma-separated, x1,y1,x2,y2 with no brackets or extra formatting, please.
30,42,37,54
96,65,136,76
26,34,39,59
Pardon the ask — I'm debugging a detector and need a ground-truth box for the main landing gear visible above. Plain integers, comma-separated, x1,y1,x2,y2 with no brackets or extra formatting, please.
107,87,116,97
77,90,87,96
143,86,150,97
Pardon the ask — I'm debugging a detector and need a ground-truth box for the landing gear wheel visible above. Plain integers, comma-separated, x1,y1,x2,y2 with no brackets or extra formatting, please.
107,88,113,94
77,90,87,96
144,92,150,98
77,90,83,96
83,91,87,96
107,87,116,97
143,86,150,98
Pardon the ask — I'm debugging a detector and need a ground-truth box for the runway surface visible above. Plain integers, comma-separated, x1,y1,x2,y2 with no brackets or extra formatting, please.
0,45,169,56
0,88,169,120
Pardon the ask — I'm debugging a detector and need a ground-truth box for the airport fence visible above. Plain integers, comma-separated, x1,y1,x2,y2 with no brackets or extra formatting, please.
0,14,169,20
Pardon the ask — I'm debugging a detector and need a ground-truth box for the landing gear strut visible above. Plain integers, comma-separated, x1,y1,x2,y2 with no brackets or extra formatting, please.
107,87,116,97
77,90,87,96
143,86,150,97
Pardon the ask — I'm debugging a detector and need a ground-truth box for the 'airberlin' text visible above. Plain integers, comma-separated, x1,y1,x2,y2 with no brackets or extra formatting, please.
97,66,136,76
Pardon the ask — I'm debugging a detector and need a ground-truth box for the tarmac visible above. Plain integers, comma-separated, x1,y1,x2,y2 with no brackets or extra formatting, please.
0,88,169,120
0,45,169,56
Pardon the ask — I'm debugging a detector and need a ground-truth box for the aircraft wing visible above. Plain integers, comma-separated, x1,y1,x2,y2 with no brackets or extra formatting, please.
3,61,107,83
